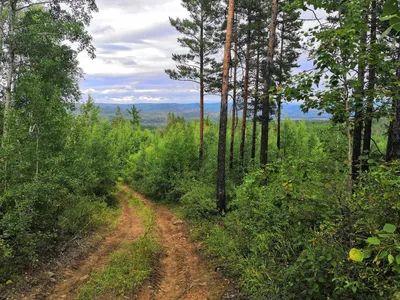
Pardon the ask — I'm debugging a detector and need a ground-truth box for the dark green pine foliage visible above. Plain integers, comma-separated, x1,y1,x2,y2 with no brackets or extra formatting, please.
166,0,222,164
127,105,141,128
112,106,125,127
248,5,269,163
231,0,269,168
274,3,303,156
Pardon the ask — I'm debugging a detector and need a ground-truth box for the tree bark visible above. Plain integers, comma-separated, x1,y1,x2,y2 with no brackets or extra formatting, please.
240,16,251,168
217,0,235,213
387,38,400,162
0,1,5,57
251,50,260,162
36,124,40,178
352,12,367,181
260,0,278,167
362,0,377,170
199,8,205,165
277,17,284,157
346,95,353,192
2,0,16,148
229,41,238,170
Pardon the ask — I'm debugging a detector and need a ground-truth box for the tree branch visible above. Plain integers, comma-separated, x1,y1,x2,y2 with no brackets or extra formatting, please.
16,1,51,11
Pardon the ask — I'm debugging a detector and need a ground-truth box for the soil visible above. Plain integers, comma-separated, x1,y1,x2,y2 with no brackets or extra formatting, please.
128,187,234,300
4,187,238,300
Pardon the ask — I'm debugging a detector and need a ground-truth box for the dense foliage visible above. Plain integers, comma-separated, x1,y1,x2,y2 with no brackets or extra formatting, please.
1,0,400,299
0,2,128,283
123,117,399,299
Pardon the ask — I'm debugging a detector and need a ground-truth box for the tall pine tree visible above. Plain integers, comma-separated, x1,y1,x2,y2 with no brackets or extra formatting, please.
166,0,222,164
217,0,235,213
274,4,303,156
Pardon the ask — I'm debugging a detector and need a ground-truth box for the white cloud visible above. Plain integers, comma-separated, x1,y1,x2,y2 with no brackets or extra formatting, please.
102,95,168,104
78,1,328,104
78,0,188,77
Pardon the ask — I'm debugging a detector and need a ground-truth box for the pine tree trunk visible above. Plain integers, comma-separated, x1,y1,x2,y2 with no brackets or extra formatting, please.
240,18,251,168
277,19,284,157
362,0,377,170
352,13,367,181
199,10,205,165
387,39,400,162
229,42,238,170
217,0,235,213
277,96,281,155
260,0,278,167
346,98,353,192
251,50,260,162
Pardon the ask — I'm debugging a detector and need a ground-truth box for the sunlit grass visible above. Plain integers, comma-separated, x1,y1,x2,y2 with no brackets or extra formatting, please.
76,186,160,299
76,235,160,299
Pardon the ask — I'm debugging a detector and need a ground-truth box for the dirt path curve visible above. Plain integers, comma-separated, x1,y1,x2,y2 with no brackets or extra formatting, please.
124,187,233,300
15,190,146,300
50,191,146,300
10,187,235,300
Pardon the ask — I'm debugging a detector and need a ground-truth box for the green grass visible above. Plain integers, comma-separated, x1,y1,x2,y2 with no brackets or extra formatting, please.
76,235,160,299
76,186,160,300
123,189,155,232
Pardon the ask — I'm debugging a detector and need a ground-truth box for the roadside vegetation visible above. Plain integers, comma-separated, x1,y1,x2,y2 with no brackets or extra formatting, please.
1,0,400,299
124,116,400,299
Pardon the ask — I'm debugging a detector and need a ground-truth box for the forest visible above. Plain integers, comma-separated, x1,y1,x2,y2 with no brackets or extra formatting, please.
0,0,400,299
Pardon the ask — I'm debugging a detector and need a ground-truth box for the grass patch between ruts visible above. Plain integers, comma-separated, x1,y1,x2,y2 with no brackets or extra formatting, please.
76,186,160,299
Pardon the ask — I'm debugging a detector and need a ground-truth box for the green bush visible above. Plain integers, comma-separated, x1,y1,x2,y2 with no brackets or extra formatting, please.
179,179,218,219
122,118,397,299
0,100,128,283
125,120,199,201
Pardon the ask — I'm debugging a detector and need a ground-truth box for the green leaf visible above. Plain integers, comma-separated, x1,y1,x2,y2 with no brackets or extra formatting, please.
392,21,400,32
378,233,392,238
396,254,400,264
383,0,400,31
384,192,394,199
349,248,364,262
393,265,400,273
381,14,396,21
245,178,255,184
380,250,389,258
367,237,381,245
382,180,397,185
389,254,395,264
363,250,372,259
383,0,398,17
383,223,396,233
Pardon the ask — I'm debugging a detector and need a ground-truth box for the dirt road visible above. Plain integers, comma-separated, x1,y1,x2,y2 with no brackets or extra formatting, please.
128,188,231,300
10,187,233,300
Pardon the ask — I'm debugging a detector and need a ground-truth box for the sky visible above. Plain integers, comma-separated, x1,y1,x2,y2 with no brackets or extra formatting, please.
78,0,323,104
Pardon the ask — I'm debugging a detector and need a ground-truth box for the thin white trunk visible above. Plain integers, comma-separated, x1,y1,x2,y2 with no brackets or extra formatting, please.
0,1,5,56
2,0,16,148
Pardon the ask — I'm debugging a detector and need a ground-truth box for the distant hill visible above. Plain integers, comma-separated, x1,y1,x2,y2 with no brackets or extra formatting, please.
87,102,329,128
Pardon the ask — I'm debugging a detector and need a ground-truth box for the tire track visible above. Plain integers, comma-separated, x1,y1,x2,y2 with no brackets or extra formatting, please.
127,188,233,300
